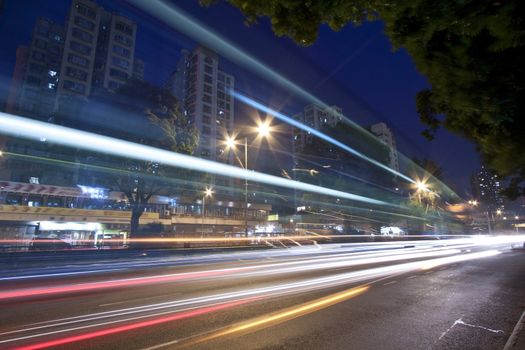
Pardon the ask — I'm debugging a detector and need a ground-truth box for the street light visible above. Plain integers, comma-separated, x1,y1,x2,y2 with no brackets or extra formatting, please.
415,180,429,192
223,121,272,237
413,179,433,205
225,136,236,150
256,120,271,138
201,187,213,237
496,209,502,215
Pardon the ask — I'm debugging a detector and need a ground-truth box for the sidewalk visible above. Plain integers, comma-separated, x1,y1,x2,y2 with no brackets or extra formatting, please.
504,307,525,350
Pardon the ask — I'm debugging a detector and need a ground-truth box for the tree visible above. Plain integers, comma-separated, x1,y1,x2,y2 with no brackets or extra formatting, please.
202,0,525,197
112,80,199,237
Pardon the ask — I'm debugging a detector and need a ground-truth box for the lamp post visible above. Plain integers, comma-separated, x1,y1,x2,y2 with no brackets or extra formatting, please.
224,120,272,237
468,199,495,234
201,187,213,238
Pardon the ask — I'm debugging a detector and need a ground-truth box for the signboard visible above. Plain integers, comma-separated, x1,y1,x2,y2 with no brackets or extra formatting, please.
267,214,279,221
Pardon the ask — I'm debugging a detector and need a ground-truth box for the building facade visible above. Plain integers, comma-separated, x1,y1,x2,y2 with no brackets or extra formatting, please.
15,17,65,119
292,103,343,151
471,165,504,211
167,47,235,162
370,122,399,171
92,11,137,94
57,0,101,100
8,0,140,119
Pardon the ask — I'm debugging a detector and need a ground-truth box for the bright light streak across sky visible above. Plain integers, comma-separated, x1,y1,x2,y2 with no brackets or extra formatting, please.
126,0,415,181
0,112,390,207
232,91,415,183
126,0,337,114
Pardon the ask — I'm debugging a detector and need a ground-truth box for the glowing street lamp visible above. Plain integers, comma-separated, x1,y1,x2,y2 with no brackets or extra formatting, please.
204,187,214,198
416,181,429,192
496,209,502,215
224,122,272,236
413,179,434,205
224,136,236,150
256,120,271,137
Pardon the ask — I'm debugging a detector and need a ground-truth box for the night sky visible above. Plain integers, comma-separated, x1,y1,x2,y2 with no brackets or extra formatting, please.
0,0,480,195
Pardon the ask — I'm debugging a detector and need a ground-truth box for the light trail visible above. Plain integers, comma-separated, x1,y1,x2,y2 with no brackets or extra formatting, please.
187,285,369,346
0,112,391,207
125,0,454,193
183,252,502,346
0,244,460,301
0,248,501,348
125,0,413,184
1,236,521,284
3,234,523,248
10,299,255,350
232,90,414,183
0,267,245,300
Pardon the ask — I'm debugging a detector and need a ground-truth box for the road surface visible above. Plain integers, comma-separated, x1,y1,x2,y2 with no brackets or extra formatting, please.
1,237,524,350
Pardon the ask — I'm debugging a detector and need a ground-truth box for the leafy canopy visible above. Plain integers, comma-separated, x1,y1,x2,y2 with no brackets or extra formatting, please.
203,0,525,197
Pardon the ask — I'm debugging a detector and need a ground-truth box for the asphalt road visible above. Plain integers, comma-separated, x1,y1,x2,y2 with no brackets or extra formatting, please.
1,237,524,350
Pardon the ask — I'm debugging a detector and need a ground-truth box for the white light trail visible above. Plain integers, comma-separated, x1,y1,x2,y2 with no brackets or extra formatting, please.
0,112,390,207
0,249,500,346
232,91,415,183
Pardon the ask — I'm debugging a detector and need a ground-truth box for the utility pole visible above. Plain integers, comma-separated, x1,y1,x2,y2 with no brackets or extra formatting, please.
486,211,492,234
244,137,248,237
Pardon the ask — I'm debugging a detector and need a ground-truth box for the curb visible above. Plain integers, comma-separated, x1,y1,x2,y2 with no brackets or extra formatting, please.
503,307,525,350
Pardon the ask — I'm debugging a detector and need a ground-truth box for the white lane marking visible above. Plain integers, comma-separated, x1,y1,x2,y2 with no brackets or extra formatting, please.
406,275,418,280
456,319,504,334
383,280,397,286
141,339,179,350
439,317,504,340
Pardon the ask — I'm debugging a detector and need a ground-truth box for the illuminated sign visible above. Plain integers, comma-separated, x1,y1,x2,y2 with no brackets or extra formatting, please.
77,185,108,199
267,214,279,221
380,226,405,235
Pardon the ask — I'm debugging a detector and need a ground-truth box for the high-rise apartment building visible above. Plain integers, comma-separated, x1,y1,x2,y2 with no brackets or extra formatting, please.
15,17,65,118
370,122,399,171
92,10,137,93
292,103,343,151
8,0,139,119
57,0,101,100
168,47,234,161
471,165,504,211
59,0,137,98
